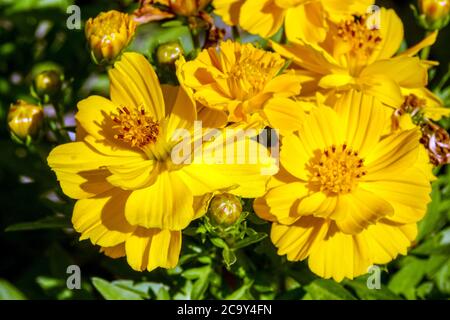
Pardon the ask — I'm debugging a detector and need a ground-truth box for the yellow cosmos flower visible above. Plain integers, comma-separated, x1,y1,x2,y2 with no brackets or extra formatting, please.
254,90,433,281
85,10,136,64
273,8,438,109
47,52,275,272
213,0,373,43
177,40,303,128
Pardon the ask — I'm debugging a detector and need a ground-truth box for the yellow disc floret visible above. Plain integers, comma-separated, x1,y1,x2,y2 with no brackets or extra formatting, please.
308,144,367,195
112,106,160,148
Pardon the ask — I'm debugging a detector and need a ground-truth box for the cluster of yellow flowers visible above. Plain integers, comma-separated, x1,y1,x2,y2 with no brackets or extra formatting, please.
47,0,450,281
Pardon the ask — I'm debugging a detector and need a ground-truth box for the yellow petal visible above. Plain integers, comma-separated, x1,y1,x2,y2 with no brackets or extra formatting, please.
124,171,194,230
193,193,214,220
239,0,286,38
100,243,126,259
125,228,181,271
197,105,228,128
271,216,329,262
106,160,159,190
299,105,343,151
398,31,438,58
360,168,431,224
213,0,244,26
47,141,140,199
362,57,428,90
284,2,327,44
264,73,302,96
253,197,279,223
370,8,404,61
109,52,165,121
361,221,417,264
334,188,394,234
318,73,355,88
364,129,421,179
271,41,340,75
263,97,306,133
280,133,311,180
308,222,372,282
178,135,276,197
333,90,391,157
321,0,374,21
75,95,118,142
297,192,338,218
264,182,308,223
73,188,135,247
165,85,197,137
357,73,404,108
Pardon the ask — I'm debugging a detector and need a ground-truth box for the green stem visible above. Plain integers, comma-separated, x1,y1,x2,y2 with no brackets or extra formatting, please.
232,26,241,42
436,64,450,93
420,31,433,60
51,100,71,143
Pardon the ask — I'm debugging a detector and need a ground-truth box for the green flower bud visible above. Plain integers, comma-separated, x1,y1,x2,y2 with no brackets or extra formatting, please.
33,70,62,98
156,42,184,65
8,100,44,140
208,193,242,226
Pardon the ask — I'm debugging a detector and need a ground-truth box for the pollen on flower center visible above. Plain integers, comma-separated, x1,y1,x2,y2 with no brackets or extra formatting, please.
308,144,367,195
336,15,382,57
400,94,427,115
112,106,160,148
227,46,284,97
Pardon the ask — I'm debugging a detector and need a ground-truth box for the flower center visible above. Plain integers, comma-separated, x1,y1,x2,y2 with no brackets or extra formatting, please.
392,94,427,130
112,106,160,148
308,144,367,195
400,94,427,115
336,15,382,58
227,46,284,98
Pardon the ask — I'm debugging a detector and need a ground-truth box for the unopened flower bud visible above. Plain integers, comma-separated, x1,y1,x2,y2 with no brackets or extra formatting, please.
168,0,211,16
8,100,44,140
85,10,136,64
208,193,242,226
33,70,62,98
418,0,450,29
156,42,183,65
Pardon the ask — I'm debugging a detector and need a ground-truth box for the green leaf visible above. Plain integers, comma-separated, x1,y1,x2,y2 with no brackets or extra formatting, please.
111,280,155,299
388,258,427,299
5,216,71,232
418,183,447,241
305,279,356,300
91,278,143,300
343,279,401,300
156,287,171,300
425,255,449,278
0,279,26,300
210,237,228,249
222,248,237,268
182,266,212,299
226,281,254,300
233,232,267,250
2,0,74,14
434,259,450,295
129,22,195,59
412,228,450,255
416,282,435,299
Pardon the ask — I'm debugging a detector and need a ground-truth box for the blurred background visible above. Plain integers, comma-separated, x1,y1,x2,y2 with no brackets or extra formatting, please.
0,0,449,300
